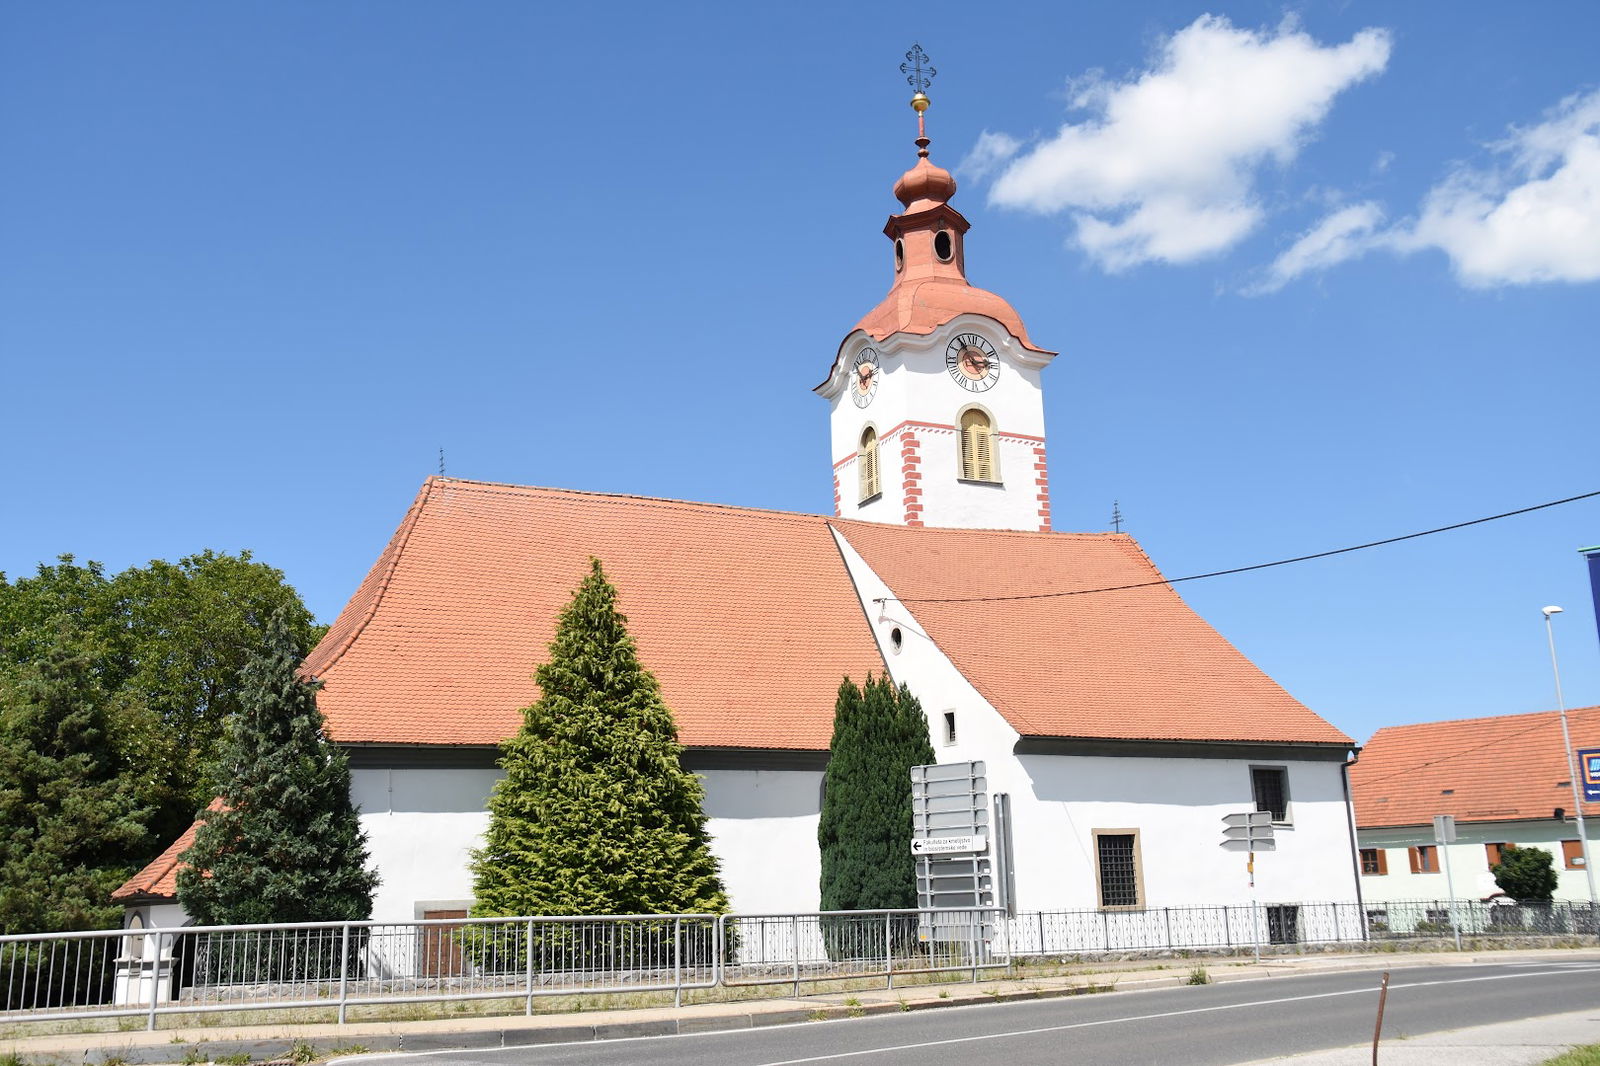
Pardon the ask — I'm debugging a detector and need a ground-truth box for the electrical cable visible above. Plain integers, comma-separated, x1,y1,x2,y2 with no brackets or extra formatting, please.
879,489,1600,606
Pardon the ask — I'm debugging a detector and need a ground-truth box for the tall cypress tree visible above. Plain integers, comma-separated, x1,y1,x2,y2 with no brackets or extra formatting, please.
471,559,727,918
0,628,151,934
177,606,376,926
818,673,936,913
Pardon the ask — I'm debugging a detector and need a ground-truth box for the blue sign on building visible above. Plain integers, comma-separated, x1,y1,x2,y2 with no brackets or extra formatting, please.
1581,747,1600,803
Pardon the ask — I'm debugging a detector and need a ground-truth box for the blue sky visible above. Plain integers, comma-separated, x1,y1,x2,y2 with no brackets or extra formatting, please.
3,2,1597,744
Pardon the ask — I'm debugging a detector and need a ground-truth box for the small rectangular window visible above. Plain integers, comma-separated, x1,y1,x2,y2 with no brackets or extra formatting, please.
1359,848,1388,876
1250,766,1290,823
1485,842,1509,868
942,711,957,746
1408,845,1438,874
1563,840,1588,870
1093,830,1143,910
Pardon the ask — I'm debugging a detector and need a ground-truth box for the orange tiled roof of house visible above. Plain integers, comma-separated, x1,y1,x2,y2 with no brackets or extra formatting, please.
304,478,888,751
112,800,224,903
1350,707,1600,829
834,521,1352,746
303,477,1350,752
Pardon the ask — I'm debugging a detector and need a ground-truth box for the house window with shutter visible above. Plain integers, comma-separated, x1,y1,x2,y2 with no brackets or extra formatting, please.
1408,845,1439,873
959,408,998,483
1359,848,1388,875
1563,840,1588,870
1485,842,1509,868
858,426,880,502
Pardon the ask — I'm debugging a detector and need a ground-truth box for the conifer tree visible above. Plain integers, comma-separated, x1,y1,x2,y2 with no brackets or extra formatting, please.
818,673,936,913
177,607,376,926
0,629,152,934
470,559,727,918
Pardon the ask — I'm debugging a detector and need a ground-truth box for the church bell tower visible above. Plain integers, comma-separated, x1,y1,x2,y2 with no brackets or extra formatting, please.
815,49,1058,532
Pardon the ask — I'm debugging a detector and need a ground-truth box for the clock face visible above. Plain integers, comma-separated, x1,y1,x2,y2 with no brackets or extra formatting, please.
851,347,881,408
946,333,1000,392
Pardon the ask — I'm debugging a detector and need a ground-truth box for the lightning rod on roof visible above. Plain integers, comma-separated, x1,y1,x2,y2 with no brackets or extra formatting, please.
439,448,446,476
1110,500,1124,533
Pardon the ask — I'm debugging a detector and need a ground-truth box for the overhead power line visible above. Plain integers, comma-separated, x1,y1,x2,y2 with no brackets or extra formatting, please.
883,489,1600,606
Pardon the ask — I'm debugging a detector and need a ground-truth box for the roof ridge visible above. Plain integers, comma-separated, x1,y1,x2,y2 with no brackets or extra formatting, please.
1369,705,1600,736
426,477,843,525
303,478,435,680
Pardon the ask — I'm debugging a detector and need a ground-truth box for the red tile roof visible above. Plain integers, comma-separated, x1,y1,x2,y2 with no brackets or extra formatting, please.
304,479,887,751
1350,708,1600,829
304,479,1349,752
112,800,223,902
834,521,1351,746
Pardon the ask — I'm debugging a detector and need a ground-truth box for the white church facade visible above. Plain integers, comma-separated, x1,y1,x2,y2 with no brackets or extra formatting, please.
117,89,1361,933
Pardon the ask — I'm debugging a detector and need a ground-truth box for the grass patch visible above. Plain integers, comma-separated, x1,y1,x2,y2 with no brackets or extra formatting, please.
290,1042,317,1064
216,1054,251,1065
1541,1046,1600,1066
1186,967,1210,985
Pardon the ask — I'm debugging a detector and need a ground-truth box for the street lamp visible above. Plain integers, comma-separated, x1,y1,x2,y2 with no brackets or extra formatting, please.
1543,606,1600,916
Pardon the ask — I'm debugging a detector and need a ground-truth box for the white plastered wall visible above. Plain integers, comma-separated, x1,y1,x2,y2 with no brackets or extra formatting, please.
826,314,1050,531
351,764,824,922
1357,819,1600,903
831,528,1361,911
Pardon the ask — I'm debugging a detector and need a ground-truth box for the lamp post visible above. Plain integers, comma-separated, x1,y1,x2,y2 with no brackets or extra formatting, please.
1542,606,1600,917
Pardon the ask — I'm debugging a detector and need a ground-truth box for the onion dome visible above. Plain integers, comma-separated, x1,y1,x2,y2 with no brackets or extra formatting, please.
893,156,957,211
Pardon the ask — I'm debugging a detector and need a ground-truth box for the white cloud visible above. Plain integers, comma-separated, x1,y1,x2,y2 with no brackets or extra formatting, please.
1397,89,1600,286
983,15,1392,271
958,130,1023,182
1248,201,1385,294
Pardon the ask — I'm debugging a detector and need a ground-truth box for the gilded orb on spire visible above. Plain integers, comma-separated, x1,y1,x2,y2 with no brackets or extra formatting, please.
900,43,937,154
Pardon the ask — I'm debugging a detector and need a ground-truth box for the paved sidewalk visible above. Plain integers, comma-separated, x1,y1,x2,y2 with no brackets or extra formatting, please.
1233,1006,1600,1064
4,949,1598,1065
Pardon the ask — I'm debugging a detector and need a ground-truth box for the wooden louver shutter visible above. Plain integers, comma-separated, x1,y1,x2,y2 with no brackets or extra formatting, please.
859,428,879,501
960,409,995,482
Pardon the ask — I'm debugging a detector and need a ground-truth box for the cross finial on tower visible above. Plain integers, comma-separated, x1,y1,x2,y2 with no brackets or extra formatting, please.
901,44,936,153
901,43,935,95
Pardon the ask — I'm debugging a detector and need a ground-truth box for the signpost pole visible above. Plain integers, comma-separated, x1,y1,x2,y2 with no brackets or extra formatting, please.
1434,815,1462,951
1221,811,1274,964
1545,608,1600,931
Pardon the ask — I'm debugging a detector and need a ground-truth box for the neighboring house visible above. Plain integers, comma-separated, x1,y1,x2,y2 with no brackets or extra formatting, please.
116,97,1360,935
1349,708,1600,904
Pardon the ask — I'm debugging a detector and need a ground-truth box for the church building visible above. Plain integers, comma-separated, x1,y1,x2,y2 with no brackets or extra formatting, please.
117,85,1359,932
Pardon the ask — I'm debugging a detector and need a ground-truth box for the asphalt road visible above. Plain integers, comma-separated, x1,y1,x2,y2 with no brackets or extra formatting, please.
341,961,1600,1066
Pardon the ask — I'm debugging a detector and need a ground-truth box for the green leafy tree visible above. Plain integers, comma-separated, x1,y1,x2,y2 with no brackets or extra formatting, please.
0,551,325,845
177,606,376,927
818,673,935,913
113,551,326,828
1491,843,1558,902
0,628,152,934
471,559,727,920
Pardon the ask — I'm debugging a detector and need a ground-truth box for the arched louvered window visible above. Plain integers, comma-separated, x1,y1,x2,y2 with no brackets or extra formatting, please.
959,408,998,482
859,426,881,501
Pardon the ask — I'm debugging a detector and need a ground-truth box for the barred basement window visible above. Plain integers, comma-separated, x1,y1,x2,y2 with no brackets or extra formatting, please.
1251,766,1290,823
858,426,880,502
959,408,997,483
1093,830,1143,910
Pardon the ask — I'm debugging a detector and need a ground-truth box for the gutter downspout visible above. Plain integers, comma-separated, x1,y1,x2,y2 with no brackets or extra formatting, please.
1341,747,1366,940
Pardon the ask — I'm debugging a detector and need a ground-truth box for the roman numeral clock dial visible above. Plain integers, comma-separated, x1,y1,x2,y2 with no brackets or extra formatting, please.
946,333,1000,392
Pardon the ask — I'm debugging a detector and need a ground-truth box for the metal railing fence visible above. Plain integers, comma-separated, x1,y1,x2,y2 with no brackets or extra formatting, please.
721,908,1002,995
2,899,1593,1031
